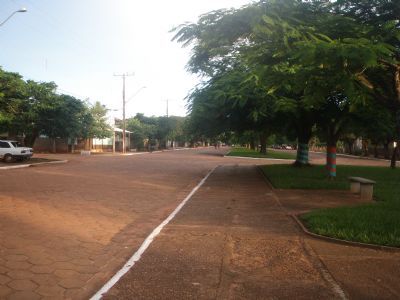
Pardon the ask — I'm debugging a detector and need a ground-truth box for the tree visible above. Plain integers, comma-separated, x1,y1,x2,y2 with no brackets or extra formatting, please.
250,1,396,175
126,114,188,151
327,0,400,167
186,60,280,154
329,0,400,27
0,67,110,152
23,80,58,146
88,101,112,139
38,94,89,153
0,69,27,138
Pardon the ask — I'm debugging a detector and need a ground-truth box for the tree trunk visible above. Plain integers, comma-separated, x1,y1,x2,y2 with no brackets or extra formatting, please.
347,141,353,155
250,139,255,151
326,124,339,178
295,141,310,166
362,139,369,157
259,132,267,155
390,142,398,168
294,125,312,167
326,144,337,178
52,138,57,153
24,130,39,148
383,142,390,159
391,111,400,168
373,144,379,158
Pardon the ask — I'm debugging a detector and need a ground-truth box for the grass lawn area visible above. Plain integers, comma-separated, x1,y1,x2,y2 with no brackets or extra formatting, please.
227,147,295,160
261,164,400,247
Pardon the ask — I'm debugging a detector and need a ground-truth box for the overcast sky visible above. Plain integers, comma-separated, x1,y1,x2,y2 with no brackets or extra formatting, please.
0,0,251,119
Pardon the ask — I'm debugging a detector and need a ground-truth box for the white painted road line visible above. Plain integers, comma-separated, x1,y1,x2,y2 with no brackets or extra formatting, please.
90,166,218,300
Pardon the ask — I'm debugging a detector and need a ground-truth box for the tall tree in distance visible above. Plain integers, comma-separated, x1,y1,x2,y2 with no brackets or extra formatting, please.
89,101,112,140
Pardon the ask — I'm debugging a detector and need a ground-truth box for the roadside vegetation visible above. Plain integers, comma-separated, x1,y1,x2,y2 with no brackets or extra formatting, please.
0,69,190,153
173,0,400,176
125,114,189,151
0,70,112,152
227,147,295,160
173,0,399,247
262,164,400,247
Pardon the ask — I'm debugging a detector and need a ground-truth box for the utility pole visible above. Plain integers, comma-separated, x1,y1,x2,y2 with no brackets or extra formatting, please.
114,72,134,153
164,99,170,149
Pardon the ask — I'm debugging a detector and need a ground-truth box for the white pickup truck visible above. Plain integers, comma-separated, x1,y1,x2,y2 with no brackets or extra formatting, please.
0,140,33,162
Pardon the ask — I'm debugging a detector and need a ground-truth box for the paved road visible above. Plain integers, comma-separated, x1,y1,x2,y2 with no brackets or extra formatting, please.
103,165,342,299
0,148,398,299
0,148,257,299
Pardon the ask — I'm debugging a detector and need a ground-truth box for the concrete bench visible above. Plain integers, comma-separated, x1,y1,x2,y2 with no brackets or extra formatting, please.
80,150,91,156
348,177,376,201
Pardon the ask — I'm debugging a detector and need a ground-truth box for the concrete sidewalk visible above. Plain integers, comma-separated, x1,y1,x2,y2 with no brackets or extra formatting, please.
104,165,345,299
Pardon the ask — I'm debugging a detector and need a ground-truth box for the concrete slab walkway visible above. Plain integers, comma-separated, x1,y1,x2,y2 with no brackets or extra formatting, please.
104,165,345,299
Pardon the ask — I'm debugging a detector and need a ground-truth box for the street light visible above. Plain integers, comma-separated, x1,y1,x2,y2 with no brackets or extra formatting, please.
127,86,146,103
0,8,27,27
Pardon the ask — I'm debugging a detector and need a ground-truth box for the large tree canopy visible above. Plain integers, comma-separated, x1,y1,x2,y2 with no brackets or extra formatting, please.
0,67,111,150
173,0,400,175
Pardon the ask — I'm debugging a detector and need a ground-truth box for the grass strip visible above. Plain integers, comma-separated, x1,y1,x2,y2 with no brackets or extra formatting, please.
261,164,400,247
227,147,295,160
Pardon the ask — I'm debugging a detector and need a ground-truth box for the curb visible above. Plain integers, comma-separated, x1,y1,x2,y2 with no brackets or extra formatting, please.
0,164,31,170
257,165,279,190
86,147,201,157
256,166,348,300
309,150,398,163
291,214,400,252
224,155,295,161
0,160,68,170
257,165,400,252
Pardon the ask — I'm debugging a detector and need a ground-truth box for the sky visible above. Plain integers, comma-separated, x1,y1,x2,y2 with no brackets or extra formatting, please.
0,0,251,119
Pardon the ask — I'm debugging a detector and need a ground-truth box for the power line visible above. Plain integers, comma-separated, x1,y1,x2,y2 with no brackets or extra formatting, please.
56,88,90,101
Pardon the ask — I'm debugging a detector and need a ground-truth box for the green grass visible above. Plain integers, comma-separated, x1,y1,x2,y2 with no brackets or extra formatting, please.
261,164,400,247
227,147,295,160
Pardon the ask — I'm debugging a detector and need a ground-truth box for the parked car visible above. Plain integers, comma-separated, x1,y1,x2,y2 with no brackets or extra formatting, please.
0,140,33,162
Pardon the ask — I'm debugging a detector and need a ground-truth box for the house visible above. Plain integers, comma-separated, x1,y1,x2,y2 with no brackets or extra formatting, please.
92,127,132,153
30,127,132,153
